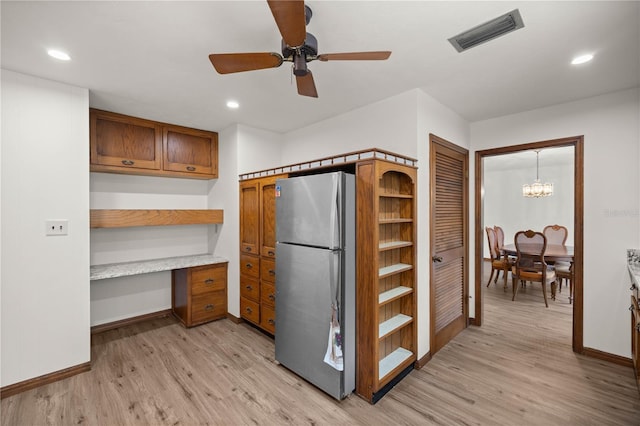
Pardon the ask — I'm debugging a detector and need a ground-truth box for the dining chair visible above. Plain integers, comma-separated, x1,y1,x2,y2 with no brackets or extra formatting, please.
485,227,511,290
511,230,557,307
543,224,572,299
543,224,568,245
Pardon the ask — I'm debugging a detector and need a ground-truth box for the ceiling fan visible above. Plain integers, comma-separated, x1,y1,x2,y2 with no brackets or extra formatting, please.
208,0,391,98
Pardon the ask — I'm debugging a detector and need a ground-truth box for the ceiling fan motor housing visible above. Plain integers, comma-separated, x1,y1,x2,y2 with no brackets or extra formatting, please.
282,32,317,76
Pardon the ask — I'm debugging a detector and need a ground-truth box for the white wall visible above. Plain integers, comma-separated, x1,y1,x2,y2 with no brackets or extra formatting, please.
1,70,90,386
471,88,640,357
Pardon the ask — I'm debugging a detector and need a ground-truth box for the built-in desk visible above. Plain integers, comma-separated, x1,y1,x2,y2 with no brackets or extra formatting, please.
90,253,228,280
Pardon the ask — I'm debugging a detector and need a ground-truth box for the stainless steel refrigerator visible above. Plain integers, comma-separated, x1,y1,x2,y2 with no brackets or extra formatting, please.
274,171,355,400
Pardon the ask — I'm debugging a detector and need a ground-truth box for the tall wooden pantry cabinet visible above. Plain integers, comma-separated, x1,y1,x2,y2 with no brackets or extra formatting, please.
239,174,287,335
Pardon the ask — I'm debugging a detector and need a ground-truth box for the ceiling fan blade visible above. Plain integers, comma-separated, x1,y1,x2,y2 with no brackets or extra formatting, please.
267,0,306,47
317,51,392,62
296,72,318,98
209,52,283,74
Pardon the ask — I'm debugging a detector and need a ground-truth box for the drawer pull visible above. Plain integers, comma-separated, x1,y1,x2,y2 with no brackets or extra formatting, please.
245,263,253,269
245,307,253,314
205,278,214,285
268,250,275,256
245,285,253,291
245,247,252,252
268,319,275,325
268,294,275,301
631,284,637,291
186,166,196,172
121,160,135,166
204,304,214,311
268,269,275,276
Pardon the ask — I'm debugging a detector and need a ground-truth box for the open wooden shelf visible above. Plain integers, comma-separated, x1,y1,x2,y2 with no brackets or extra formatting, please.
90,209,223,228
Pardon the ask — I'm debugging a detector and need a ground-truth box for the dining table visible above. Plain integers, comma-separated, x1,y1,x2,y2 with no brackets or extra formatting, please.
502,243,574,301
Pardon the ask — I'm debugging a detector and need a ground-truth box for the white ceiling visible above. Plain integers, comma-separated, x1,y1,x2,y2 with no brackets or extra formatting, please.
2,1,638,134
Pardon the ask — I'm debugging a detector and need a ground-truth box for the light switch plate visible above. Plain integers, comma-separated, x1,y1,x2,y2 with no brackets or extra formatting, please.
45,220,68,236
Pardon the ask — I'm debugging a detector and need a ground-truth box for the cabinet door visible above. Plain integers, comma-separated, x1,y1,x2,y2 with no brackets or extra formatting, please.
260,177,280,258
90,109,162,171
163,125,218,177
240,181,260,255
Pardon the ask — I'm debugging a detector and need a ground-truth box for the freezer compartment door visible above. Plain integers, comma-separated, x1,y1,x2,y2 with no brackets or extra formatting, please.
276,172,344,249
275,242,349,400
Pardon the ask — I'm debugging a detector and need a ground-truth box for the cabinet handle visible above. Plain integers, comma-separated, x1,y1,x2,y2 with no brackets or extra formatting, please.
245,307,253,314
186,166,196,172
245,263,253,269
245,285,253,291
204,304,214,311
268,294,275,301
268,250,275,256
205,278,214,285
268,269,275,276
121,160,135,166
245,247,252,252
268,319,275,325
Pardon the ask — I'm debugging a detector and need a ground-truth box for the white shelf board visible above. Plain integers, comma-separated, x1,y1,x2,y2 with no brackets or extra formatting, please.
379,263,413,278
379,286,413,305
379,314,412,339
379,241,413,250
379,347,413,380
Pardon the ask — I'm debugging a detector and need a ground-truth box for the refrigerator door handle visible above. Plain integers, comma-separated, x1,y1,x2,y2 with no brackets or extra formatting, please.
329,174,340,249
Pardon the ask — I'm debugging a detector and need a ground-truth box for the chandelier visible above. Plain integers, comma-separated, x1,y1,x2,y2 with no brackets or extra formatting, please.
522,149,553,198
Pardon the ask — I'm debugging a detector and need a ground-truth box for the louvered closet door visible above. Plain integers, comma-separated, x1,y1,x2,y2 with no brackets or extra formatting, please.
430,135,468,355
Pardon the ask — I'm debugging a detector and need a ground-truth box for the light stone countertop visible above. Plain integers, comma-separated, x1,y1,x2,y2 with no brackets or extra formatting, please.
90,254,228,280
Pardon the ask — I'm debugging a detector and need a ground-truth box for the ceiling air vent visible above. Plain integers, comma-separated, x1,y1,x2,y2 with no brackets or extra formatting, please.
448,9,524,52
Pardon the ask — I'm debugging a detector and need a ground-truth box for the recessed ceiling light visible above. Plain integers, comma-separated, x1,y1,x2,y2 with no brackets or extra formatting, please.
571,54,593,65
226,100,239,109
47,49,71,61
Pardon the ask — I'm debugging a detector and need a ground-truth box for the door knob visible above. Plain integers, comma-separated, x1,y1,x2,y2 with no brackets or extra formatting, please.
432,255,443,263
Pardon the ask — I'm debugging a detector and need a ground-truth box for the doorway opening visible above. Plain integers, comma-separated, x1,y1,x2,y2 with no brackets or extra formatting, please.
473,136,584,353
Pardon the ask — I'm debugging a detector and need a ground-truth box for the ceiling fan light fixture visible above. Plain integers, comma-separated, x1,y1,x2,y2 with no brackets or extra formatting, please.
293,53,308,76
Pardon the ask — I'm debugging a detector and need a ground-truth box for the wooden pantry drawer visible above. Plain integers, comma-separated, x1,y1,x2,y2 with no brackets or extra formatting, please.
261,257,276,283
240,253,259,279
191,291,226,324
240,297,260,324
191,264,227,295
260,305,276,335
261,282,276,308
240,276,260,302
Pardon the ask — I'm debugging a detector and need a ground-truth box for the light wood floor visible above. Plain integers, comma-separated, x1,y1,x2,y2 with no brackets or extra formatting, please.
2,265,639,425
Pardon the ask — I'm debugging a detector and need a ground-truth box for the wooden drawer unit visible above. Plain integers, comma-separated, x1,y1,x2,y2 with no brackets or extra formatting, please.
261,282,276,307
240,297,260,324
260,258,276,283
240,253,259,279
241,276,260,302
172,263,228,327
260,304,276,335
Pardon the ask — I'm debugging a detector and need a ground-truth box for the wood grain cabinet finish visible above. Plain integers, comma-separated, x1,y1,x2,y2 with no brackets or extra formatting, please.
238,174,287,335
172,263,227,327
631,295,640,389
355,160,417,403
90,108,218,179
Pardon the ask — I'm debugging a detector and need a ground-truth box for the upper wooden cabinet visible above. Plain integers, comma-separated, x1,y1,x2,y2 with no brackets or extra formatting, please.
90,109,218,179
